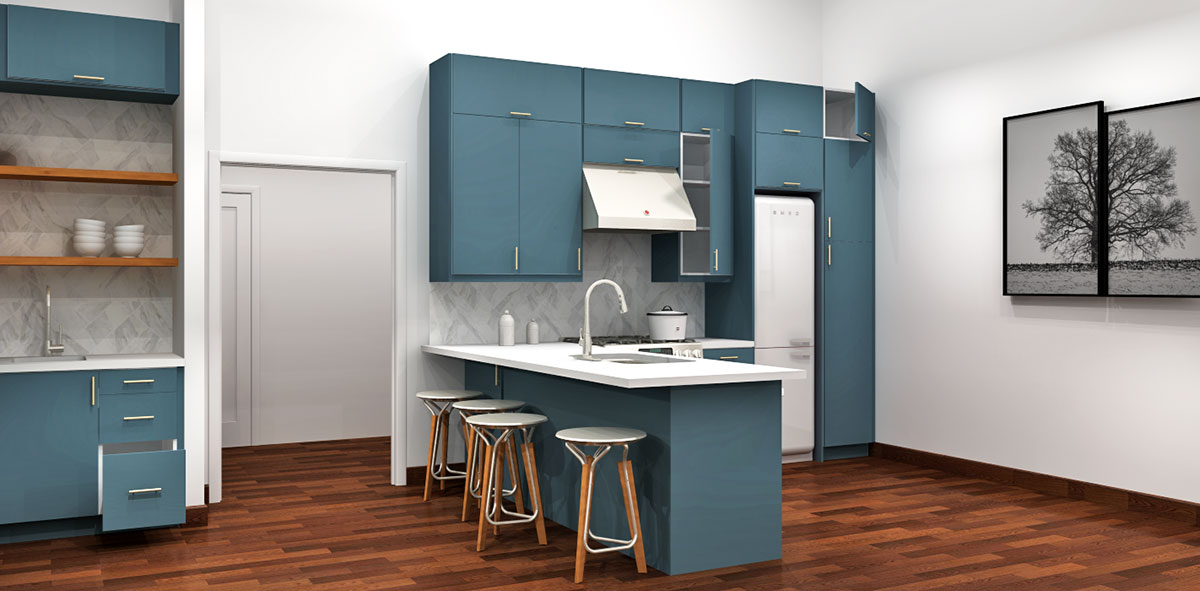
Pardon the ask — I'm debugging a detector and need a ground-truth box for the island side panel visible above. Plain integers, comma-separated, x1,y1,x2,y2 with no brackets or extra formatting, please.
499,368,674,573
668,381,782,574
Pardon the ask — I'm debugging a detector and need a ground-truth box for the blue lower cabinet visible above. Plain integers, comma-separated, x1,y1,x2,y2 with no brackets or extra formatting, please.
755,133,823,190
584,125,680,168
98,367,178,395
464,361,503,397
99,391,180,444
702,348,754,363
101,450,185,532
821,240,874,448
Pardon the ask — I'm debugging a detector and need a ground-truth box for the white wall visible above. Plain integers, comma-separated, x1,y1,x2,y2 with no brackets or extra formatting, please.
822,1,1200,502
208,0,826,467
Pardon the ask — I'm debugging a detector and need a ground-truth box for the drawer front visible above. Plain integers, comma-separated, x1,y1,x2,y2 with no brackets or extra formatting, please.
584,69,680,131
98,368,178,395
703,348,754,364
584,126,680,168
755,133,823,190
451,55,581,123
682,79,734,134
102,450,184,532
754,80,823,138
99,391,180,444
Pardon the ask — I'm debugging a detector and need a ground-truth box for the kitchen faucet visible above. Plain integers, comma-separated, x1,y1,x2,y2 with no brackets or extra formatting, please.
44,285,64,356
579,279,628,358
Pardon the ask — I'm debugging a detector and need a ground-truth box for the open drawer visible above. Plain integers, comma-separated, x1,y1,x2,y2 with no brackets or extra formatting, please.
101,449,184,532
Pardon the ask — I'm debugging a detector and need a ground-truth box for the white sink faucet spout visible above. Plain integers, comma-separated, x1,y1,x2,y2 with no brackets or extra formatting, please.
580,279,628,358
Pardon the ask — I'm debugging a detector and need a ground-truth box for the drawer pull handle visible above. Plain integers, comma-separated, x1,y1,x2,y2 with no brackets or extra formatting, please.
719,356,739,360
509,111,531,117
863,131,872,138
91,376,96,406
624,158,644,163
123,379,155,384
782,128,801,134
624,121,644,126
73,74,105,81
128,488,162,495
700,127,711,132
123,415,155,421
783,182,802,187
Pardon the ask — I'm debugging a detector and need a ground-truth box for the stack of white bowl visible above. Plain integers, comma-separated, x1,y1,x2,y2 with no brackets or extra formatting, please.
73,218,106,257
113,224,145,258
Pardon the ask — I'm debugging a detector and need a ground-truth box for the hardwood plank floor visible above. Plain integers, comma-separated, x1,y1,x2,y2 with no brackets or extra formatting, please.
2,437,1199,590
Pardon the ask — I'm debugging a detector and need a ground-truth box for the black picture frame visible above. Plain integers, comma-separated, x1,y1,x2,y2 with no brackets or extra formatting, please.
1104,96,1200,298
1003,101,1107,296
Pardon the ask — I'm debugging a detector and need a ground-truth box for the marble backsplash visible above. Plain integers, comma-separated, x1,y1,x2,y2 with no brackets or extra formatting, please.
429,232,704,345
0,92,175,356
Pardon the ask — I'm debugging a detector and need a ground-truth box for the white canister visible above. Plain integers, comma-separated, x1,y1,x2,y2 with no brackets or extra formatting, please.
499,310,515,346
526,319,539,345
647,306,688,341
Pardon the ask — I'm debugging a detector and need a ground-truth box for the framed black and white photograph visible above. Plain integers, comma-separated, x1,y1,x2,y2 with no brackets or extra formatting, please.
1004,102,1106,296
1106,97,1200,297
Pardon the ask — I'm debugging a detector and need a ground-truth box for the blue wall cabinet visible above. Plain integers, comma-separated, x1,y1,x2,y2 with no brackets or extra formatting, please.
0,5,179,104
519,119,583,275
702,348,754,363
823,140,874,243
820,240,874,449
855,82,875,142
449,54,581,123
0,371,98,525
101,450,185,532
754,80,823,138
755,133,823,191
681,79,734,134
450,114,521,276
584,69,680,131
583,125,680,168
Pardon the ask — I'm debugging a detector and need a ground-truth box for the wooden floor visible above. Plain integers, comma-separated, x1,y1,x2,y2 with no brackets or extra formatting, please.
3,437,1200,590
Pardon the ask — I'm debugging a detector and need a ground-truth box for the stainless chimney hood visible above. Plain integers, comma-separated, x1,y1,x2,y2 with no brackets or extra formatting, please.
582,163,697,232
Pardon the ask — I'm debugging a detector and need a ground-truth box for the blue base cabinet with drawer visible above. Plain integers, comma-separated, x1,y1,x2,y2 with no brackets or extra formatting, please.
0,366,186,544
702,348,754,363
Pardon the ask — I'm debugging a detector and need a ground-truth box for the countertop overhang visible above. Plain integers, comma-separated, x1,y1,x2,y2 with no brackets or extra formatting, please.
421,342,799,389
0,353,185,374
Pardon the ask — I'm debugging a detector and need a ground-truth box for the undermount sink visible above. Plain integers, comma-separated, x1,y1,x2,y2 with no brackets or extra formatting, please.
571,353,694,364
0,355,87,364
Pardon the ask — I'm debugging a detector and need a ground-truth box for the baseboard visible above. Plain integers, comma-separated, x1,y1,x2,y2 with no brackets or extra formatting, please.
183,505,209,527
405,462,467,486
871,443,1200,527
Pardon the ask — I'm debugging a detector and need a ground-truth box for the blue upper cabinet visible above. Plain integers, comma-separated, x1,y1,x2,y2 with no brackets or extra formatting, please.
754,80,823,138
823,140,874,242
519,119,583,276
449,54,581,123
584,69,680,131
755,133,823,191
681,79,734,134
0,5,179,104
854,82,875,142
583,126,680,168
450,114,521,276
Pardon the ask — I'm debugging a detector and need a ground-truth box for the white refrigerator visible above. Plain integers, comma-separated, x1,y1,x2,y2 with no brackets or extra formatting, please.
753,195,815,460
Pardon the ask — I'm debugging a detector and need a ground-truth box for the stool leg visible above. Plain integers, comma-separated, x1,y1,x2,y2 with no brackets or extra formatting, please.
506,437,526,515
618,459,648,574
423,412,438,502
475,443,494,551
522,440,547,545
438,413,450,491
493,444,504,536
461,423,475,522
574,456,595,584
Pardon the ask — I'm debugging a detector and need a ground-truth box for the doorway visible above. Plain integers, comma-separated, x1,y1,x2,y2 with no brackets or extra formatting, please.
220,191,254,447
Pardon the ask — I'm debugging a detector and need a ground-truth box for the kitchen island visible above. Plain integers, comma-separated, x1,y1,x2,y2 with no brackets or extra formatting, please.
422,343,800,575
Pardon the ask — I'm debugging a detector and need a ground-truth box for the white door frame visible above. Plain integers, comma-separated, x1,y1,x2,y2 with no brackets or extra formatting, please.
219,189,257,448
206,151,408,503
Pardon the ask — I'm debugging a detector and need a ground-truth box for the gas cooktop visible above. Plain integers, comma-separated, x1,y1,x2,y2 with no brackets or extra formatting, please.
561,335,697,346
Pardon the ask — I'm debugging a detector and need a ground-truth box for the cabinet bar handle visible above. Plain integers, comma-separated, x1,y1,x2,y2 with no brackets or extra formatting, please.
719,356,739,360
700,127,711,132
514,246,519,271
782,128,801,134
624,158,644,164
714,248,719,271
123,379,155,384
128,488,162,495
828,217,832,238
577,247,581,271
783,182,802,187
494,365,498,386
509,111,531,117
91,376,96,406
73,74,105,81
123,415,155,421
624,121,644,126
828,245,832,266
863,131,872,138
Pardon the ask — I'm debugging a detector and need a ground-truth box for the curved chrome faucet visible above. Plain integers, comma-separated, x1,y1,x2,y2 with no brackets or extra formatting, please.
580,279,628,358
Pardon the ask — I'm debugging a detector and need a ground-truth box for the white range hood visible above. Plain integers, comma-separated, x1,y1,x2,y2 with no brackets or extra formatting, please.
582,163,697,232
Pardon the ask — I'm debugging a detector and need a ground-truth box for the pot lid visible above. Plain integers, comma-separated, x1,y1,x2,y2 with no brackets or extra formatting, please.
647,305,687,316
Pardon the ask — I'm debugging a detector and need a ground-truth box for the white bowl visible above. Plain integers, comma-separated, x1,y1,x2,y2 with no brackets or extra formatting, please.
75,218,106,228
113,242,144,257
114,224,145,232
74,231,106,238
73,241,104,257
73,235,106,243
113,236,144,243
113,233,144,240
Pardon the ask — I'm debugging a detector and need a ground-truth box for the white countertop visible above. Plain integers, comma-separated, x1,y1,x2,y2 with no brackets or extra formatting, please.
422,342,798,389
0,353,185,374
695,338,755,349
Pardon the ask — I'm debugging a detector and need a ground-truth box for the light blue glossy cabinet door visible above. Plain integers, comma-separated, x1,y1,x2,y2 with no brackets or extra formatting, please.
754,80,823,137
450,55,581,123
451,114,520,276
681,80,733,134
0,371,98,525
755,133,823,190
584,69,680,131
823,140,874,243
519,119,583,276
822,240,874,448
855,82,875,142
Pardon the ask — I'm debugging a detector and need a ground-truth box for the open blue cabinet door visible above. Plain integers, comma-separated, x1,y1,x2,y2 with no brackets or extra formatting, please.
854,82,875,142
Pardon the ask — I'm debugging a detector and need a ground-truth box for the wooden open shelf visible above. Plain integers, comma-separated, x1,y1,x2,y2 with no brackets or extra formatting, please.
0,256,178,267
0,165,178,186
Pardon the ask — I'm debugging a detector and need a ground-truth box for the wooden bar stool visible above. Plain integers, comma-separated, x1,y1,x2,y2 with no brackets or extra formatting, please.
416,389,481,501
557,427,648,584
452,398,525,522
464,412,548,551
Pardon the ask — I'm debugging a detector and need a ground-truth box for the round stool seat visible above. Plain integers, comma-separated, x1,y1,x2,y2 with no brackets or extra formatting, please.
467,412,547,429
556,427,647,445
453,398,524,412
417,389,482,401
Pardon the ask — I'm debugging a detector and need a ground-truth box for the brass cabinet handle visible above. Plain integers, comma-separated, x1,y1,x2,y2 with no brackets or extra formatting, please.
782,128,801,134
624,158,644,163
73,74,105,81
577,247,581,271
494,365,498,386
91,376,96,406
624,121,644,126
828,244,832,266
123,415,155,421
509,111,531,117
719,356,739,360
863,131,872,138
783,182,802,187
514,246,519,271
714,248,719,271
128,488,162,495
700,127,711,132
123,379,155,384
828,217,832,238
